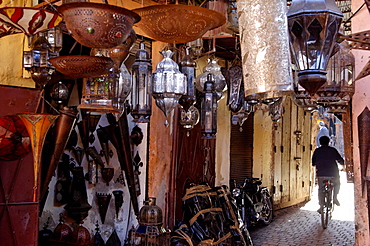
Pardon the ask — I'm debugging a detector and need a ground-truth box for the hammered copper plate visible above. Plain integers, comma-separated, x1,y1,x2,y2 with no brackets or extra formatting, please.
58,2,140,48
132,4,226,44
49,55,114,78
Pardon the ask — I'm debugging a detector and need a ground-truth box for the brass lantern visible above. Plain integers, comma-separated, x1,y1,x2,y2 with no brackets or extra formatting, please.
152,50,186,119
131,42,153,123
287,0,343,95
201,74,218,139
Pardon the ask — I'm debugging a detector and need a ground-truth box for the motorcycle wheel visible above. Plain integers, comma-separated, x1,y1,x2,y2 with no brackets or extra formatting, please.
260,194,273,226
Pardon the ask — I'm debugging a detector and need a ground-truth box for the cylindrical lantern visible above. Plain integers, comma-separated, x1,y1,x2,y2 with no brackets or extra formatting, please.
152,50,187,118
201,74,218,139
131,42,152,123
237,0,293,99
118,62,132,111
179,48,196,111
287,0,343,95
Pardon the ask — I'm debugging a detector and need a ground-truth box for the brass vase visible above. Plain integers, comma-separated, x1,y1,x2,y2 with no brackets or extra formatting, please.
17,113,59,202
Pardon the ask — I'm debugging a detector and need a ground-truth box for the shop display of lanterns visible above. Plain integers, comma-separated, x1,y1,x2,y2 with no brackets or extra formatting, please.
131,42,153,123
287,0,343,95
153,50,186,119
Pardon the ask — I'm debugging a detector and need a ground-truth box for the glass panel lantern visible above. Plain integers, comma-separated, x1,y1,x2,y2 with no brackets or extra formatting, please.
179,47,196,111
201,74,218,139
180,105,200,137
287,0,343,95
196,58,226,100
152,50,186,119
118,62,132,112
78,68,120,113
131,42,152,123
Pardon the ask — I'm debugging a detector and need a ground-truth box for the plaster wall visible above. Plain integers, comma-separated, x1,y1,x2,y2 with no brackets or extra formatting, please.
351,0,370,244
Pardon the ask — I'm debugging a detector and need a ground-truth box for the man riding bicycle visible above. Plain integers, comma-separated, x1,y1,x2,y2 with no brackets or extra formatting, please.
312,136,344,210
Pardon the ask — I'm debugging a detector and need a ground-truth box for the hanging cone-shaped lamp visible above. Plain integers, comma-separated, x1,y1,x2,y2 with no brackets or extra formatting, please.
96,193,112,224
17,113,59,202
40,107,78,202
112,190,124,218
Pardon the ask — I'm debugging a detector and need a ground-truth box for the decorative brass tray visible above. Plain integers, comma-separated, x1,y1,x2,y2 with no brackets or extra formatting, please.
58,2,140,48
133,4,226,44
49,55,114,78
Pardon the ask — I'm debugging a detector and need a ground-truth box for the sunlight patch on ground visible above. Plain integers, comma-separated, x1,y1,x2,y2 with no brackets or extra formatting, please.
300,172,354,222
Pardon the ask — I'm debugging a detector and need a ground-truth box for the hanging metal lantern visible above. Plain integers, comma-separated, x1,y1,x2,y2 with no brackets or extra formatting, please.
316,41,355,107
237,0,293,99
131,42,152,123
179,47,196,111
287,0,343,95
180,105,200,136
291,69,318,112
231,101,253,132
152,49,186,118
118,62,132,111
227,64,244,113
45,26,63,52
196,58,226,100
201,74,218,139
78,68,120,113
50,81,69,104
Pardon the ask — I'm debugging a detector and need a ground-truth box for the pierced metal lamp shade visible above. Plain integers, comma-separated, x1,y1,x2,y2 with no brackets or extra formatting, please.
237,0,293,99
152,50,186,118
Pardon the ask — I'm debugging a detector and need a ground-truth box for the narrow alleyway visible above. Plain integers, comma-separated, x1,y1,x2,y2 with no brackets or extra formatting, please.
249,172,355,246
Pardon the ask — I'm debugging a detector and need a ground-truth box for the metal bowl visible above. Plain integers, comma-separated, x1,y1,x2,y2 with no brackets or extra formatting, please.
49,55,114,78
58,2,140,48
132,4,226,44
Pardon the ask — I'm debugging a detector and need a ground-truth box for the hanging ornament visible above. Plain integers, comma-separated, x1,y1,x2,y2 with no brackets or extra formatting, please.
179,47,196,111
153,49,186,121
201,74,218,139
131,42,152,123
231,101,253,132
227,64,244,113
50,81,69,104
180,105,200,137
196,58,226,100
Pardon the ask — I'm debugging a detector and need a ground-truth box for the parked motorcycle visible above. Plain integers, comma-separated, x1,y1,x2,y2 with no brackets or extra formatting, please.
232,178,273,228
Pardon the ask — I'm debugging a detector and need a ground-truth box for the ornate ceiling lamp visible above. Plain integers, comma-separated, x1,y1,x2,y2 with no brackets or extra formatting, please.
132,4,225,44
152,49,186,122
180,105,200,137
58,2,140,49
287,0,343,95
237,0,293,100
131,42,152,123
291,69,318,112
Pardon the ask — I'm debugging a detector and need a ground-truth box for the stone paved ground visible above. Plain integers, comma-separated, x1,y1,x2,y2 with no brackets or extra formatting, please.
249,173,355,246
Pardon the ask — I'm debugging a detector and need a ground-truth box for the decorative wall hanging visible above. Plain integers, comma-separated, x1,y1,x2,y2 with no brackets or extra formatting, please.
106,230,121,246
287,0,343,95
40,107,78,201
237,0,293,99
96,127,112,165
49,55,114,79
152,49,186,121
133,152,142,197
87,146,105,168
54,153,72,205
201,74,218,139
101,167,114,186
72,146,85,166
196,58,226,101
93,223,106,246
0,115,30,161
96,193,111,224
64,166,92,223
112,190,124,218
132,4,226,44
17,113,59,202
131,42,152,123
58,2,140,49
0,7,62,38
87,159,98,185
179,47,196,111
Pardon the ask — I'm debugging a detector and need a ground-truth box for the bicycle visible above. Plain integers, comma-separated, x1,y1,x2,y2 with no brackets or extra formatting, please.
319,178,335,229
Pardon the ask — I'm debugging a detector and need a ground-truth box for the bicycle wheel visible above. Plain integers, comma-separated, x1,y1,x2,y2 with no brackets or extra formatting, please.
321,189,332,229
